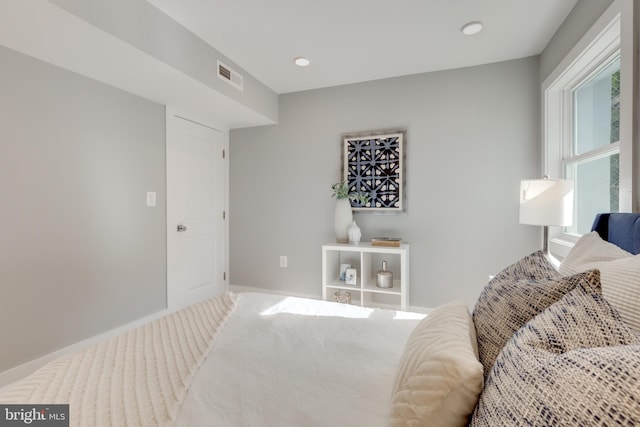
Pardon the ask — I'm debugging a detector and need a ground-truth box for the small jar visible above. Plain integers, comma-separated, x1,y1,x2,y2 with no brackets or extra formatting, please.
347,220,361,244
376,261,393,288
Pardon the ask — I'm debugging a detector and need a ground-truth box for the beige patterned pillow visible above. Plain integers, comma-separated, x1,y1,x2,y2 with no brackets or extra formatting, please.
472,252,594,378
492,250,559,280
390,300,483,427
471,274,640,426
560,231,640,333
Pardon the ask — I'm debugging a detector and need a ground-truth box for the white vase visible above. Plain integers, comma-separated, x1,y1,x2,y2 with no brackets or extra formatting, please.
334,198,353,243
347,220,361,244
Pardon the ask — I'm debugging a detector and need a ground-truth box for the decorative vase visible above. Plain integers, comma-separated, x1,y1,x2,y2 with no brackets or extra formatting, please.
334,198,353,243
347,220,361,244
376,261,393,288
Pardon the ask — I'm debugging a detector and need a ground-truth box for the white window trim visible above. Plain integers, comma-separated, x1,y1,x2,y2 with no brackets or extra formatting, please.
542,0,637,259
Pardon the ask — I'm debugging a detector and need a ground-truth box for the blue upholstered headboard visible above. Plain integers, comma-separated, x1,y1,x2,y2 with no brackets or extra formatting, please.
591,213,640,255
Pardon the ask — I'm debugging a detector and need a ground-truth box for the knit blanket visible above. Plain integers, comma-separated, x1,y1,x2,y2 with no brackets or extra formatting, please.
0,292,239,426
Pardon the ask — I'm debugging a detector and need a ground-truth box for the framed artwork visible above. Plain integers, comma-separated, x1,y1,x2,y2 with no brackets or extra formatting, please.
342,130,406,213
339,263,351,281
345,268,357,286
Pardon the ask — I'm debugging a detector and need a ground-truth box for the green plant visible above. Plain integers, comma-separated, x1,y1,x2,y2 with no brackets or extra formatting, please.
331,181,370,205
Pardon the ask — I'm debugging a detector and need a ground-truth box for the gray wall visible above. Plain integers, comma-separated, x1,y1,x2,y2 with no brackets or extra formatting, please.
230,56,542,309
0,47,167,372
540,0,615,82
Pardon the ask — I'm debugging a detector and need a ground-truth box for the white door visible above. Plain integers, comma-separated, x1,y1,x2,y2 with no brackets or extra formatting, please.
167,113,226,310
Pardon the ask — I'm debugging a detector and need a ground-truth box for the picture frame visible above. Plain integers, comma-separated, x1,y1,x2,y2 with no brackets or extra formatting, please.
342,129,406,213
345,268,357,286
339,263,351,281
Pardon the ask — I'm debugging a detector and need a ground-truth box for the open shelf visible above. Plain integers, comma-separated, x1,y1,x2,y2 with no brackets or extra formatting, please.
321,243,409,310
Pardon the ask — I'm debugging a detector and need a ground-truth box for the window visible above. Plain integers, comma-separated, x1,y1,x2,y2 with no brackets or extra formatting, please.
565,56,620,234
543,1,634,256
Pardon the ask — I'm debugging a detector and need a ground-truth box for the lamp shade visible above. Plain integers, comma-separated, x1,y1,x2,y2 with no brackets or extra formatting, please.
519,178,574,226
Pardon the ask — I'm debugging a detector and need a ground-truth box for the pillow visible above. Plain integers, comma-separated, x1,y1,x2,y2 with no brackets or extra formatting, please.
560,231,631,275
390,300,483,427
471,273,640,426
473,252,594,378
491,250,559,281
560,231,640,333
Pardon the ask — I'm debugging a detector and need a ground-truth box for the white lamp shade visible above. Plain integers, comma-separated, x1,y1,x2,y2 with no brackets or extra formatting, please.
519,179,574,226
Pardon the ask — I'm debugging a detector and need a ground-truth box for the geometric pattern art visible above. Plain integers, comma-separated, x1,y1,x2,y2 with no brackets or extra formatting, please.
343,130,405,212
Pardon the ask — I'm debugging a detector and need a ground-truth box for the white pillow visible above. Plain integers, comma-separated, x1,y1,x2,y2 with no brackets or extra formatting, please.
390,300,484,427
560,231,640,333
560,231,631,275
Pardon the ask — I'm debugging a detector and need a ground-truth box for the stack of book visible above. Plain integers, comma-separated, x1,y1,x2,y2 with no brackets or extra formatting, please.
371,237,402,247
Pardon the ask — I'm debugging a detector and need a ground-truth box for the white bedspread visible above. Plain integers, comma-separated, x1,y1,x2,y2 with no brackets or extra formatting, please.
0,292,238,427
175,292,425,427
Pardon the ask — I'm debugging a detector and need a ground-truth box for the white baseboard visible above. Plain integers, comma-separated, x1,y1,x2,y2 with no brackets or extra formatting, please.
0,307,171,390
228,284,320,300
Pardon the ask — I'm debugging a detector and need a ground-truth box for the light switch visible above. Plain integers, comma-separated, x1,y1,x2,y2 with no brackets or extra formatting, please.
146,192,157,207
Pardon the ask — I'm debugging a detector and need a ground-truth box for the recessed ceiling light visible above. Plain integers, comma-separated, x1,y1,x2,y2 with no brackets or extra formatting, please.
461,21,483,36
294,57,310,67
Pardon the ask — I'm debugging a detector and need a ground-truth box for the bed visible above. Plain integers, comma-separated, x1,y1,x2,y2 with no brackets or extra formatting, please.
174,293,425,426
1,213,639,426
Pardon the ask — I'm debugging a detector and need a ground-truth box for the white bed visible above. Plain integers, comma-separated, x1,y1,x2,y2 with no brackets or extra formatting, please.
175,292,425,427
4,213,639,426
0,291,428,427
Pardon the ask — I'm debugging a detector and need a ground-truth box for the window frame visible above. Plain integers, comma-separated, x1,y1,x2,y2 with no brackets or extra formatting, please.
542,0,636,258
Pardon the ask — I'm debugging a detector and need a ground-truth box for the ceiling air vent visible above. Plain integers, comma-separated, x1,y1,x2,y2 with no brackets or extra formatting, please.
217,60,244,91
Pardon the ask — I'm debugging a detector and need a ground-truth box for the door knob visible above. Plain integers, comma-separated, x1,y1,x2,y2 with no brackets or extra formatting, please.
177,224,187,232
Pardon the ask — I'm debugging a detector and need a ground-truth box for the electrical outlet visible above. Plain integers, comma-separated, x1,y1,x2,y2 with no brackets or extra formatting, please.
280,256,287,268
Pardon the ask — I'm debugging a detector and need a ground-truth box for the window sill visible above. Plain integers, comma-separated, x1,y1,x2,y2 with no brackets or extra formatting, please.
549,234,580,261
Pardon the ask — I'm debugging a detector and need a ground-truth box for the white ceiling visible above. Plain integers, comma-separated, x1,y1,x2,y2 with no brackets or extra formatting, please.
147,0,579,94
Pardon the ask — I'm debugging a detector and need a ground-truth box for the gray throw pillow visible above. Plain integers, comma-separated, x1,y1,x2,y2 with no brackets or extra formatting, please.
473,251,594,378
471,274,640,426
489,250,559,281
